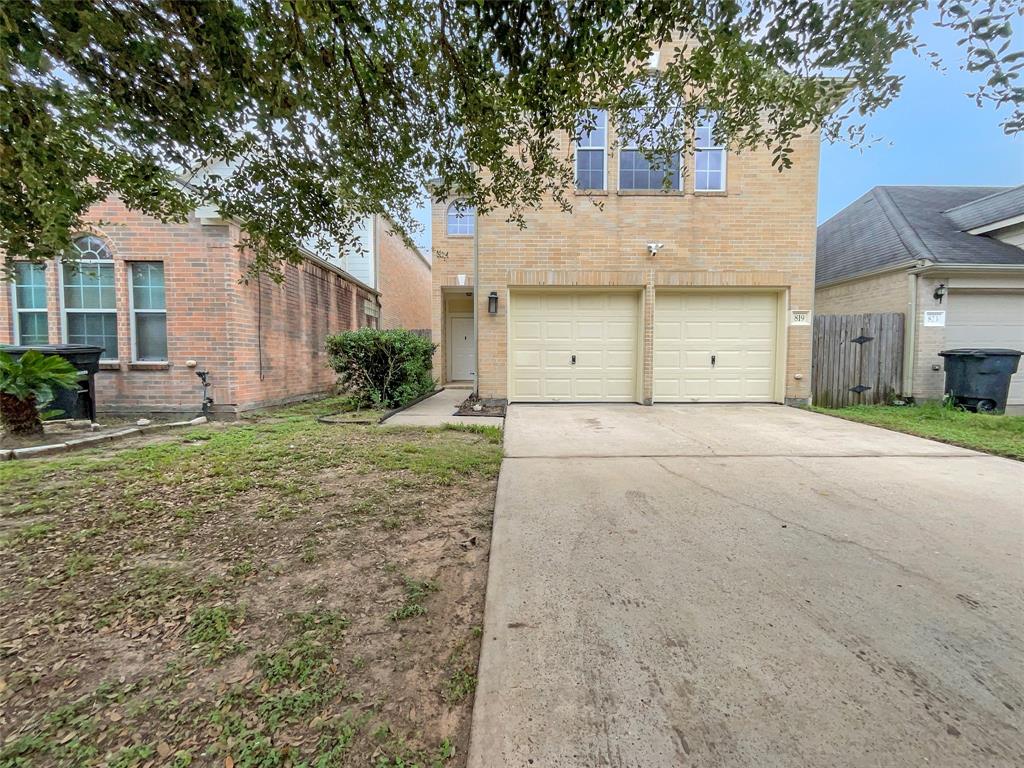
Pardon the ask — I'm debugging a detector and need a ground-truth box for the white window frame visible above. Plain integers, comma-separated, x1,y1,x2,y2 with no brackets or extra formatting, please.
10,262,49,346
694,117,727,193
446,202,475,237
128,261,168,363
575,109,607,191
59,236,118,361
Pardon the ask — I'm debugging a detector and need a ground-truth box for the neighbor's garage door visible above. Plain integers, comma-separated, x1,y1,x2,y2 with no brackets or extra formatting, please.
947,291,1024,406
654,291,779,401
509,291,639,401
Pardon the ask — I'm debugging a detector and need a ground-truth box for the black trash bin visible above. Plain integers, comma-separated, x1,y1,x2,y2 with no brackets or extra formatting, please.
1,344,104,421
938,348,1022,413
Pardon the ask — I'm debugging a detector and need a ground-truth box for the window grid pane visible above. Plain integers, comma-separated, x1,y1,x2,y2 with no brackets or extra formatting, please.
63,262,115,310
17,312,49,345
447,204,475,235
14,263,48,309
67,312,118,359
619,150,679,190
131,262,166,310
576,149,605,190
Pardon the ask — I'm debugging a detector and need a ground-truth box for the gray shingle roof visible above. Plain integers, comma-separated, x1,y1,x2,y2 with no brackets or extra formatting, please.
816,186,1024,286
944,184,1024,232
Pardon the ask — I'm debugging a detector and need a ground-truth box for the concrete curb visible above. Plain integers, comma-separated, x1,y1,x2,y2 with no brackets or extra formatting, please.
4,416,209,461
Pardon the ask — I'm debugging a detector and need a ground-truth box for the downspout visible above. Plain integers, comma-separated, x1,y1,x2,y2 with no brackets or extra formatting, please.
903,272,918,396
472,206,480,397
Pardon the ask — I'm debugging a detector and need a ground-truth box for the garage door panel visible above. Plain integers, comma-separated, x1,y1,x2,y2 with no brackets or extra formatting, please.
947,291,1024,406
510,291,639,402
654,291,778,402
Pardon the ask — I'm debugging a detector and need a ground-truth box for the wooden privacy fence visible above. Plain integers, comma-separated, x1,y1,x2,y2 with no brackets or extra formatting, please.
812,313,905,408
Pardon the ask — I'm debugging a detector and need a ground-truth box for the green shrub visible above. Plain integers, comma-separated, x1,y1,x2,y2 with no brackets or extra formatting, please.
326,328,435,409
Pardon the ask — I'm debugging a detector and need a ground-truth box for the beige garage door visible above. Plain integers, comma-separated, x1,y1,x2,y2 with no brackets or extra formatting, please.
509,291,640,401
947,291,1024,406
654,291,779,402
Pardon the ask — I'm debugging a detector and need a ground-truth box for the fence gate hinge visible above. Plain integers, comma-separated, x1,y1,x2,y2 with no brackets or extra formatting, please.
851,335,874,345
849,384,872,394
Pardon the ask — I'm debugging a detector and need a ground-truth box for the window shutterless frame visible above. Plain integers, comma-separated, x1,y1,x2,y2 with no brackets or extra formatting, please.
59,236,118,361
128,261,168,362
617,109,681,191
10,262,49,345
694,117,727,192
575,109,607,191
446,202,475,236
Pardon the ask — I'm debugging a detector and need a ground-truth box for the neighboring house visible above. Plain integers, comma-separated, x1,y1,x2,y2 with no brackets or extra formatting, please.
815,185,1024,411
0,195,428,418
431,46,820,405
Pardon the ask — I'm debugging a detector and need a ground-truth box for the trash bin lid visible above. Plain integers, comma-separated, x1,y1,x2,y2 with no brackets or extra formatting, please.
939,348,1023,357
1,344,105,354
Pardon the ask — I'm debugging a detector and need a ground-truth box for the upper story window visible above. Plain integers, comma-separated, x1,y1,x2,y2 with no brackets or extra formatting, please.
11,262,49,345
695,116,726,192
575,109,607,191
618,109,680,191
129,262,167,362
61,235,118,360
446,202,475,236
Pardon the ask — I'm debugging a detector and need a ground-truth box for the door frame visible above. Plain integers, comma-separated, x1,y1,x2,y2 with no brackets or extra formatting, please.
505,287,645,403
446,312,474,382
651,287,788,403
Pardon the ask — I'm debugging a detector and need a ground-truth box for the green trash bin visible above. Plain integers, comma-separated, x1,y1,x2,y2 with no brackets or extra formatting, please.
938,348,1022,413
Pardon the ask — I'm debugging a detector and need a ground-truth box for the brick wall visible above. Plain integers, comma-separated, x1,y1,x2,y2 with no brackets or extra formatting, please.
377,220,431,331
431,72,821,404
1,197,379,417
815,270,909,316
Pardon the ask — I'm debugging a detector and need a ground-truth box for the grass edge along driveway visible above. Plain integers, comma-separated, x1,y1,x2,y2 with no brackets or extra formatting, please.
810,402,1024,460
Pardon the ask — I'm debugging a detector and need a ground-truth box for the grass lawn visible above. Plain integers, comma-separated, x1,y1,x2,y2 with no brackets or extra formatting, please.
0,396,503,768
810,402,1024,460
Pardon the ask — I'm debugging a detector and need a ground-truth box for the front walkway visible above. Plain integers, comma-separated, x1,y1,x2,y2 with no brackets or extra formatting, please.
384,387,504,428
469,404,1024,767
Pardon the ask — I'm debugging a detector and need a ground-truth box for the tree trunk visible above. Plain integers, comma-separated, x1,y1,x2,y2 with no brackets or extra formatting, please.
0,392,42,435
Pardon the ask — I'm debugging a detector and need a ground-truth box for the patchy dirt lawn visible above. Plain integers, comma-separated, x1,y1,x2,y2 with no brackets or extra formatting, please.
0,398,502,767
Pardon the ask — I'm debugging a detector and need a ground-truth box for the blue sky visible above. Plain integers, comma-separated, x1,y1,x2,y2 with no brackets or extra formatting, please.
409,11,1023,254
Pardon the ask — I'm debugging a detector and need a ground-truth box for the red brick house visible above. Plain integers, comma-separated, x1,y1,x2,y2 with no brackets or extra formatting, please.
0,196,430,418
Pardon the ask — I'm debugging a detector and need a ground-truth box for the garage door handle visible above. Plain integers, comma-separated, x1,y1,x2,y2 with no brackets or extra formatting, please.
711,354,716,367
571,354,576,365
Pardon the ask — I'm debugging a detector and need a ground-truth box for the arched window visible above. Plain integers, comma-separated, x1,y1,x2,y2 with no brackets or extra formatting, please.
446,202,475,236
62,234,118,359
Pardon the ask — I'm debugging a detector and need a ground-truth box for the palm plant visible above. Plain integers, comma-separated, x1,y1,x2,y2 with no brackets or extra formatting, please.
0,350,81,435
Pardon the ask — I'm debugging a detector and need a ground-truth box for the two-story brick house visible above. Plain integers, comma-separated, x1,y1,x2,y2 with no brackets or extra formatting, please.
431,52,820,406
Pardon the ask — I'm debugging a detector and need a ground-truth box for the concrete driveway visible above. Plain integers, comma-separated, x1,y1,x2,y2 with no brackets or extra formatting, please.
469,404,1024,767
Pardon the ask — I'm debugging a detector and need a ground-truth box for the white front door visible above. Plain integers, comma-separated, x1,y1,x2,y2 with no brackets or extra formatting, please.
449,316,475,381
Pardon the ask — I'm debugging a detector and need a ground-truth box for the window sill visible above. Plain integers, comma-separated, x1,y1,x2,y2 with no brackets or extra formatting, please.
99,362,122,371
693,190,728,197
616,190,685,197
574,189,608,197
446,234,475,239
129,361,171,371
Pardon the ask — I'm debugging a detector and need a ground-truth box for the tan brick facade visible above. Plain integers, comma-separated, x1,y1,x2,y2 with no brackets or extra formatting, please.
432,117,820,404
1,196,380,417
815,270,908,316
377,221,431,331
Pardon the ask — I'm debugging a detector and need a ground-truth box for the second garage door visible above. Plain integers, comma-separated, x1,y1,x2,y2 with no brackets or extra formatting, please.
654,291,780,402
509,291,640,401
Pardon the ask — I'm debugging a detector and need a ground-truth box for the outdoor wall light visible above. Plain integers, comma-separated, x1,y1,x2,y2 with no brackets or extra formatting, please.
933,283,946,303
488,291,499,314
